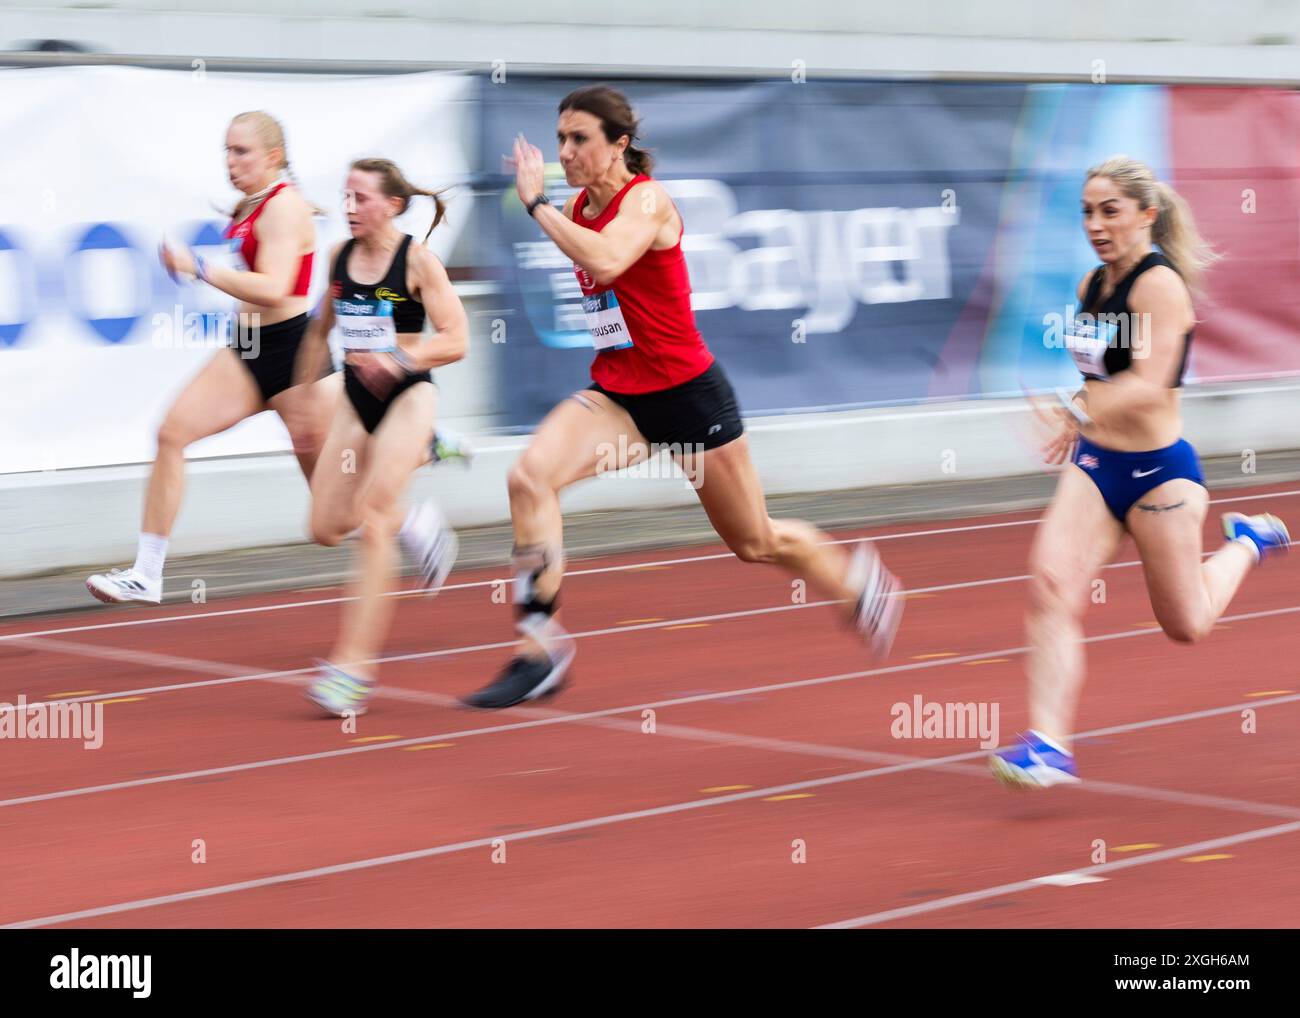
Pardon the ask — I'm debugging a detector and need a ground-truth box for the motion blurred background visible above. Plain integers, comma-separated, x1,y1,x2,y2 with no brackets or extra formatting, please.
1,1,1298,578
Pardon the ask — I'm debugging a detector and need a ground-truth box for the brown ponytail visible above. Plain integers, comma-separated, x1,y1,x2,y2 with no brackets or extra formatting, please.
558,85,655,176
350,157,449,242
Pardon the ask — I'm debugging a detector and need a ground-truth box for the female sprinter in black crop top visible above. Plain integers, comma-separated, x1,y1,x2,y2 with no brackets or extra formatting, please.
991,156,1289,789
297,158,468,717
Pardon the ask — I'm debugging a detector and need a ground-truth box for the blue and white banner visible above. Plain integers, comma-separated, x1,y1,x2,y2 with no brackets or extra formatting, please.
0,66,475,473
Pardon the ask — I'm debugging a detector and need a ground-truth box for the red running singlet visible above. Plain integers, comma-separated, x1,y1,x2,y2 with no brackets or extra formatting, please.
224,182,314,297
571,174,713,394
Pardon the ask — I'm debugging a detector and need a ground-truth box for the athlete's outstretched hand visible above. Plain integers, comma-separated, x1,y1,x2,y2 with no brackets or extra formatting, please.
159,242,197,283
510,133,546,207
347,351,403,399
1025,393,1079,466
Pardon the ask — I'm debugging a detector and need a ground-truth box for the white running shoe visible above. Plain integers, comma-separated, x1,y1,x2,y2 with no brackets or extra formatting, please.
847,541,904,660
85,567,161,605
400,500,460,592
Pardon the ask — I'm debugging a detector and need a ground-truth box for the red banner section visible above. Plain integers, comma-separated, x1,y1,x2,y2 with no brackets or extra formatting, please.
1169,87,1300,380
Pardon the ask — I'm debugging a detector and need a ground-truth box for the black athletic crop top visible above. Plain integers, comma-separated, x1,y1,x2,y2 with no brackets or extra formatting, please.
330,234,427,351
1066,250,1192,387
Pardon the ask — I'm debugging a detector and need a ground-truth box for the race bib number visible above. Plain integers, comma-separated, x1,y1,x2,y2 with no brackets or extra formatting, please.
1064,315,1118,379
334,297,397,352
582,290,634,351
228,236,249,273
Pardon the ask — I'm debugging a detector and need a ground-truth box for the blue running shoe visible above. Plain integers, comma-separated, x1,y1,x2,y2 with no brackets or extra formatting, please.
990,730,1080,789
1222,512,1290,563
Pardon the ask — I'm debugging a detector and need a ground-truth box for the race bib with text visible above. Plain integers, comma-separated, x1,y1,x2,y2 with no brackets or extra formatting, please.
334,297,397,352
582,289,634,351
1064,315,1118,379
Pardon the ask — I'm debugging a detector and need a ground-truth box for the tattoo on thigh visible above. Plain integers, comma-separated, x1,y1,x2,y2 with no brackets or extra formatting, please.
1136,500,1186,513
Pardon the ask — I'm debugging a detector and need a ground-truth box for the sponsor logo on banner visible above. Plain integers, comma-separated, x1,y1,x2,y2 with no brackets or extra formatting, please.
511,177,960,349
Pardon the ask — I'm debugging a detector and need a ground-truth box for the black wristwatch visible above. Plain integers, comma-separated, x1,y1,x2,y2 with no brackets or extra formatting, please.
526,193,552,217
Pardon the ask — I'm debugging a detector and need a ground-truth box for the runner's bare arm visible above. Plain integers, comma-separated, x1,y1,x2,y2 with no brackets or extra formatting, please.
293,240,346,387
528,181,667,286
400,245,468,372
198,195,310,306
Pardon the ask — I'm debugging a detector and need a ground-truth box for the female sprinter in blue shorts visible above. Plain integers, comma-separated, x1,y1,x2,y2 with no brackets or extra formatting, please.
992,155,1290,787
462,85,903,709
298,159,467,716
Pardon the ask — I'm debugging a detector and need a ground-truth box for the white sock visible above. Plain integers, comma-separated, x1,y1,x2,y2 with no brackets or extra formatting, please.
133,533,169,583
1234,534,1261,564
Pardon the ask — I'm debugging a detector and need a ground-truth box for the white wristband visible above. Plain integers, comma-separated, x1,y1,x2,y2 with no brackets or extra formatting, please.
1056,388,1092,427
389,347,418,373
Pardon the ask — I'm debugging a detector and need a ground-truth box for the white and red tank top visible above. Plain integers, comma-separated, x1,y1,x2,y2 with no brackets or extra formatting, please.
570,174,713,394
224,182,313,297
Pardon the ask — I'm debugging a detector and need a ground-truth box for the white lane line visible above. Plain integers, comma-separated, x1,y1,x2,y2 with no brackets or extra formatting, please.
8,573,1300,720
815,820,1300,929
12,642,1300,821
5,606,1300,811
1031,873,1108,887
11,635,1296,823
9,735,1300,929
5,485,1296,644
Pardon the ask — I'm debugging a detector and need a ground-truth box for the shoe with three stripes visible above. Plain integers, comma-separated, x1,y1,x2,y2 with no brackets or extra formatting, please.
85,567,161,605
400,500,460,592
846,541,903,660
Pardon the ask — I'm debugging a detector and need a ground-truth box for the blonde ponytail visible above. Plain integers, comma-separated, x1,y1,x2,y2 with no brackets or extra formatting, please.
1086,155,1220,297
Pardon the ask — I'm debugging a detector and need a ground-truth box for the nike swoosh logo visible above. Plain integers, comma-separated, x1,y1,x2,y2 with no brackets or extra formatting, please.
1132,467,1163,478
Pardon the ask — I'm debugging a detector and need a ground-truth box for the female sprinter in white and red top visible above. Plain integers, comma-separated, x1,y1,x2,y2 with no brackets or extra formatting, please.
991,156,1290,788
87,111,334,606
462,85,903,709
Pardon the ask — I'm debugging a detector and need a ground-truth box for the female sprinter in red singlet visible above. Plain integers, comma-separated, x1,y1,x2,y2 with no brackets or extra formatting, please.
462,85,904,709
991,156,1290,788
86,110,334,606
298,159,467,716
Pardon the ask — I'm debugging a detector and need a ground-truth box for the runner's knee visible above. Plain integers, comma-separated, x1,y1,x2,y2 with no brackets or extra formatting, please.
156,415,196,455
1027,561,1083,616
728,528,779,565
507,457,555,507
1156,607,1209,644
356,499,401,545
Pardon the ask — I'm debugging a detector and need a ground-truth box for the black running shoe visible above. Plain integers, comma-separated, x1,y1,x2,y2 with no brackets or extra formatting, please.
461,651,572,709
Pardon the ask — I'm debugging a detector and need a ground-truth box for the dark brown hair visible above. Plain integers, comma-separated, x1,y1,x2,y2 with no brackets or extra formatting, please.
350,158,448,242
558,85,654,176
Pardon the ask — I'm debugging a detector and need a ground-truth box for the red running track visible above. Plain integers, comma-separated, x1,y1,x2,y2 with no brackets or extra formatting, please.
2,482,1300,928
